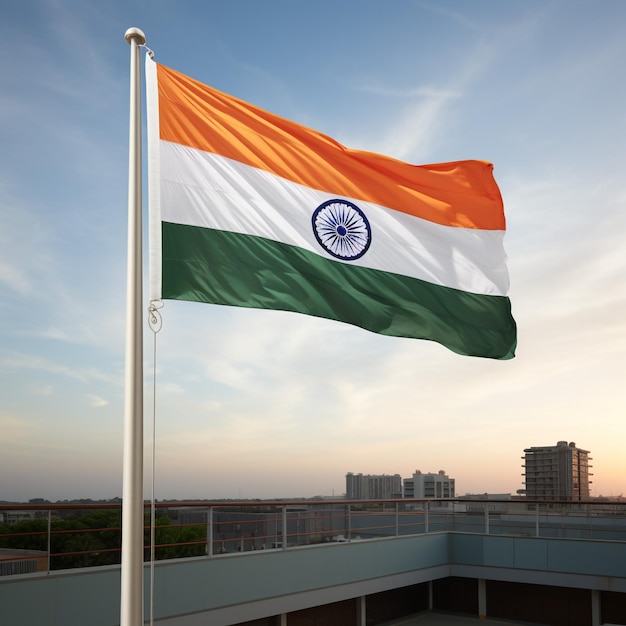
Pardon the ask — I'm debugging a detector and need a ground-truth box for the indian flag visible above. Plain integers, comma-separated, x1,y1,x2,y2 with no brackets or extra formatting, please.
146,57,516,359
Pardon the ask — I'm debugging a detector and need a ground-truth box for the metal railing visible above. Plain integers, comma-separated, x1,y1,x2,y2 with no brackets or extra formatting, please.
1,498,625,576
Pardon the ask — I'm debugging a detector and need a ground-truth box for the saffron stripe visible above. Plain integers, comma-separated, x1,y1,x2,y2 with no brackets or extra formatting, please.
155,62,505,230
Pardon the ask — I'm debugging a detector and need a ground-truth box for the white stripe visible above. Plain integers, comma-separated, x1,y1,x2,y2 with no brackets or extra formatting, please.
159,141,510,296
146,57,162,302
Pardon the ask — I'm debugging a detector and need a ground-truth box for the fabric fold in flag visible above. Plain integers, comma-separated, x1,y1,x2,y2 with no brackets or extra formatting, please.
146,57,516,359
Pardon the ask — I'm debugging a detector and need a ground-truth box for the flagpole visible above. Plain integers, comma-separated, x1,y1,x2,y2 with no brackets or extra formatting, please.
122,26,146,626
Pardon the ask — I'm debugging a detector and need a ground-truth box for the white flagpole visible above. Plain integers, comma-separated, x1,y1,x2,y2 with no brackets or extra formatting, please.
122,27,146,626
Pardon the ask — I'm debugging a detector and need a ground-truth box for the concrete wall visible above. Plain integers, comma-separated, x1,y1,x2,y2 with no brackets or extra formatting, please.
1,532,624,626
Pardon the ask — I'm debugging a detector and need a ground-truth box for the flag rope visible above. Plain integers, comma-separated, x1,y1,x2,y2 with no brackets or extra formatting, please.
147,300,163,626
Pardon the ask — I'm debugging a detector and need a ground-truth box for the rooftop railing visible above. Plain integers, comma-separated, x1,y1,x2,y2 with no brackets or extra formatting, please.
1,498,625,576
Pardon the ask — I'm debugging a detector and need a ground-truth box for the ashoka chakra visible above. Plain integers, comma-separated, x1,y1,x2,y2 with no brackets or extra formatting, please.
311,199,372,260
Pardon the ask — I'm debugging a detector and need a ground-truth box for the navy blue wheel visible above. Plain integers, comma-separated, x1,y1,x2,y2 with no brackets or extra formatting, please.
311,199,372,260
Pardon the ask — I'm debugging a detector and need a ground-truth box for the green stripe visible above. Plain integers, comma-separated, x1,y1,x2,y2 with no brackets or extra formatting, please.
162,223,516,359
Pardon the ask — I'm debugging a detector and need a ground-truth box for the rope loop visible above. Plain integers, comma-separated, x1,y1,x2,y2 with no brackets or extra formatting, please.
148,300,163,333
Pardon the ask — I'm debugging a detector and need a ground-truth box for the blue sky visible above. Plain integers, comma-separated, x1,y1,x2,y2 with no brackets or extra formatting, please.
1,0,625,502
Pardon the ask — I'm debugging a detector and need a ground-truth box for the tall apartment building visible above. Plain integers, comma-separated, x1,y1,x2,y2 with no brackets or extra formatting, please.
345,473,402,499
403,470,455,498
522,440,592,501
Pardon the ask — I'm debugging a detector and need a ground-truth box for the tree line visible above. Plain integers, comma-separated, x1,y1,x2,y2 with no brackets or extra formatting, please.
0,510,206,570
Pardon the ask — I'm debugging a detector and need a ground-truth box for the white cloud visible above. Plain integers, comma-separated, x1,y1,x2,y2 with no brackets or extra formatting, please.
87,395,109,408
0,351,118,386
0,196,55,298
159,382,186,396
359,84,461,100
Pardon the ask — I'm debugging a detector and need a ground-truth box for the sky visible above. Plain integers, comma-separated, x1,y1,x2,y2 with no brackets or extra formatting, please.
1,0,625,503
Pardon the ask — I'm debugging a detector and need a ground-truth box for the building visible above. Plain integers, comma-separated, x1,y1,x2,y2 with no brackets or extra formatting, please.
522,441,592,501
0,510,48,525
0,549,48,576
403,470,455,499
346,473,402,499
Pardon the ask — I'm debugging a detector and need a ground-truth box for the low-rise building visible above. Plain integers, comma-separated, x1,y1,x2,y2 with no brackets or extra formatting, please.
403,470,455,499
